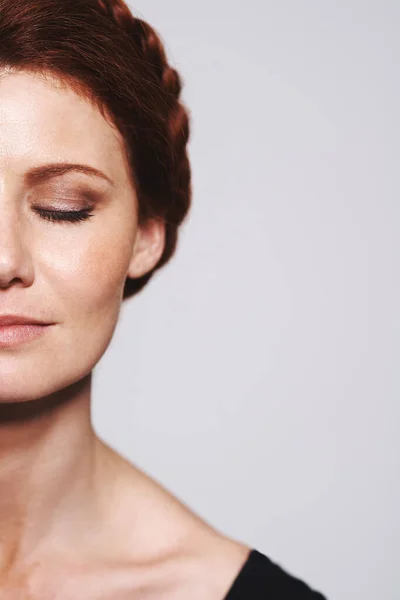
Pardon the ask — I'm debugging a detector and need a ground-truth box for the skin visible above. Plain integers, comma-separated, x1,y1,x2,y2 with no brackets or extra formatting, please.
0,70,250,599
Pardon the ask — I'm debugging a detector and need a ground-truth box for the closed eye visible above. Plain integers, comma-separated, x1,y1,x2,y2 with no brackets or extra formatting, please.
34,208,95,223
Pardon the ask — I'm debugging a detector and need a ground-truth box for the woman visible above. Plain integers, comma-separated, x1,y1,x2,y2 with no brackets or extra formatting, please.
0,0,327,597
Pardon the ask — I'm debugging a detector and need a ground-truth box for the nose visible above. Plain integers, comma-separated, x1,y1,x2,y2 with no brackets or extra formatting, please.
0,207,34,289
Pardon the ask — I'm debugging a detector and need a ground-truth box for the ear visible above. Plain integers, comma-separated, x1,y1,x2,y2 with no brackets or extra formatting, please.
127,218,166,279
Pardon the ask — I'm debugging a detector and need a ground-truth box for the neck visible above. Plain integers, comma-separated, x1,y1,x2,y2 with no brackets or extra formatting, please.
0,374,107,571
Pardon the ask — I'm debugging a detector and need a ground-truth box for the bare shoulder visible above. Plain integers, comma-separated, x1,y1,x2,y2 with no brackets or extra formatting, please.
96,442,252,598
97,533,251,600
130,479,252,599
117,526,252,600
167,531,253,600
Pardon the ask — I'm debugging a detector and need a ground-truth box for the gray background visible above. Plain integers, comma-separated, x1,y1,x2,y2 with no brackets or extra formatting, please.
92,2,399,599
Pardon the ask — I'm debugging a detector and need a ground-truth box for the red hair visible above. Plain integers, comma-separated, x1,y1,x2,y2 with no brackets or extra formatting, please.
0,0,192,299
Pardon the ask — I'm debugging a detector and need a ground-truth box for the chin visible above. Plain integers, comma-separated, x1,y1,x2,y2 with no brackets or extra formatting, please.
0,359,92,406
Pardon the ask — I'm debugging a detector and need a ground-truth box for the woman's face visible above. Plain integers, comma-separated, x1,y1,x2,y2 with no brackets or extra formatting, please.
0,70,165,403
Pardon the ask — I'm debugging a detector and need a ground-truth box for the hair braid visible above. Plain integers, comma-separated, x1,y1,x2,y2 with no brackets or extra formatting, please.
96,1,191,291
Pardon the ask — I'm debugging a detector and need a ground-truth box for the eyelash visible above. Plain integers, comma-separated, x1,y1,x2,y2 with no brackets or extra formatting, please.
34,208,95,224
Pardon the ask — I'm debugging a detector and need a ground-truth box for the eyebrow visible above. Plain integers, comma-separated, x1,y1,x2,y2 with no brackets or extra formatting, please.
24,162,114,187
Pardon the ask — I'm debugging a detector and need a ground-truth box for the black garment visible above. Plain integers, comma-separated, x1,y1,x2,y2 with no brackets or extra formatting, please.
223,549,327,599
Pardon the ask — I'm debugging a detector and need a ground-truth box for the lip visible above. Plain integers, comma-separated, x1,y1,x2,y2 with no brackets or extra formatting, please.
0,314,52,326
0,323,52,347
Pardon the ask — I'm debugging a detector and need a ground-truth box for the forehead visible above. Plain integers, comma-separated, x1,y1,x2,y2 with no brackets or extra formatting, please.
0,70,125,177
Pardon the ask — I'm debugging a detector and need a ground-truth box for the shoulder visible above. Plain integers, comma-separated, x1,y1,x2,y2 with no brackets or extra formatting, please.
97,448,253,598
147,531,254,600
97,447,327,599
103,528,254,600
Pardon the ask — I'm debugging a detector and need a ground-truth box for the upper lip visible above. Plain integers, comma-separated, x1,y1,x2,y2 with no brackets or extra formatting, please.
0,314,52,326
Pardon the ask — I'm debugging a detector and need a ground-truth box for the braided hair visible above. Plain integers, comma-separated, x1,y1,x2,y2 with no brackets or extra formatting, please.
0,0,192,299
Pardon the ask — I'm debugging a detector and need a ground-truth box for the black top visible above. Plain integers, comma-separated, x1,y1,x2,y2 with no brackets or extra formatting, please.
223,549,327,599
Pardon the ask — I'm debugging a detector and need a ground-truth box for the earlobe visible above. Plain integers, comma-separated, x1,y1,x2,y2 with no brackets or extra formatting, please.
127,218,166,279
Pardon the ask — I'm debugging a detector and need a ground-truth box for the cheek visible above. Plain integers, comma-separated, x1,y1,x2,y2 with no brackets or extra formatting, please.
40,222,134,323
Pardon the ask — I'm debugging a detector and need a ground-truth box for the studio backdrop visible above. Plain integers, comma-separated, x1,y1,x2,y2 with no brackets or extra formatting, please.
92,2,399,599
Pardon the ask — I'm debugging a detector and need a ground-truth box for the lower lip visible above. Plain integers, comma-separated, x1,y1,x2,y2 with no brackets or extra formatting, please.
0,324,52,347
